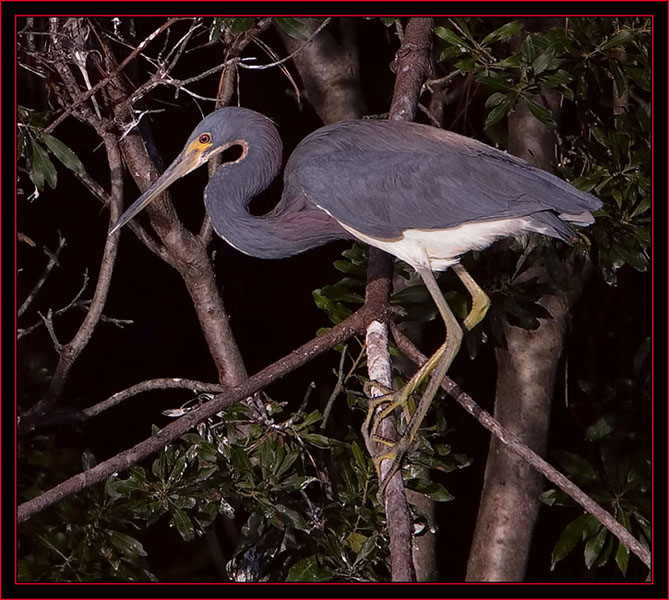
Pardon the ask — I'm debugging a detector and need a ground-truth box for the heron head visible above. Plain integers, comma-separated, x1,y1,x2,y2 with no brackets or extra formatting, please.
109,110,246,235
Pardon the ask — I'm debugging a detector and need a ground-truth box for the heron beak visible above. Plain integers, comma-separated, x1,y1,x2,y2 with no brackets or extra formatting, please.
109,148,204,235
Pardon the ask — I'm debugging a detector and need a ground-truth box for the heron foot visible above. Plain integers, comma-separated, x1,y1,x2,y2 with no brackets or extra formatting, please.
462,290,490,330
373,438,413,501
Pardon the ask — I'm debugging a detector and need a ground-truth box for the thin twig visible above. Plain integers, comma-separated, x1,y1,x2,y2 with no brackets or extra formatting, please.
20,133,124,429
239,18,332,71
18,270,90,340
44,18,190,134
321,344,348,428
36,378,225,427
18,233,67,318
38,309,61,352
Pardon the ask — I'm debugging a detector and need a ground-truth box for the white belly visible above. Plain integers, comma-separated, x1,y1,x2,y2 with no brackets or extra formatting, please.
339,217,535,271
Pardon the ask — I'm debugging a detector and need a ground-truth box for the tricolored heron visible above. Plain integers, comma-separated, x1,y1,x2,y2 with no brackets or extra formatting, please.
110,107,601,494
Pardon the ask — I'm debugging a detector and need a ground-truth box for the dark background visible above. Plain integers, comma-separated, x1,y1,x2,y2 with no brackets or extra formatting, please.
12,11,662,586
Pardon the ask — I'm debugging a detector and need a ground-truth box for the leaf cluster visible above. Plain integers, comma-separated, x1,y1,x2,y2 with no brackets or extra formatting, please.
18,106,85,198
540,336,651,576
435,17,651,283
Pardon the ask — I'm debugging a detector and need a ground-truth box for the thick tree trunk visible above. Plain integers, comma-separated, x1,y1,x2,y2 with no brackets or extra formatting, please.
466,87,589,580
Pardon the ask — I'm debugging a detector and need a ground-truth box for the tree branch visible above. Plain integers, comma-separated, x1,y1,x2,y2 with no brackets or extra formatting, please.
17,298,393,523
18,233,66,318
389,323,652,570
20,133,124,430
34,378,226,428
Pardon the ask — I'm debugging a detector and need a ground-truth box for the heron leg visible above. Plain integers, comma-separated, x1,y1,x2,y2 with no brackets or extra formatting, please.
452,263,490,330
367,265,463,498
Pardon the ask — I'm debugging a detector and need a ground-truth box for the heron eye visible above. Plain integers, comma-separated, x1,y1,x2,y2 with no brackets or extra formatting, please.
199,133,211,144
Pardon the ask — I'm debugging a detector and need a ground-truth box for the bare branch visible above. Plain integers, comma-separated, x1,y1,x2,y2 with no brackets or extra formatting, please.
18,270,90,340
18,233,67,318
37,378,225,428
240,18,332,71
20,134,124,429
37,309,61,352
44,18,191,134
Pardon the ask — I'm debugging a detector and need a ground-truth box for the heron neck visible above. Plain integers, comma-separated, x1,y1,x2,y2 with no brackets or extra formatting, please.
205,123,348,259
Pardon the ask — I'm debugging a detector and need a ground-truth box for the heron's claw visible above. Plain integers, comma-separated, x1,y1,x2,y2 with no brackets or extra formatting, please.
363,380,395,399
373,442,411,502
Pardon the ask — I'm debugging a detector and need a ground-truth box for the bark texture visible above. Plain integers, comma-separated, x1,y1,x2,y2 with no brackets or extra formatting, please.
466,86,584,581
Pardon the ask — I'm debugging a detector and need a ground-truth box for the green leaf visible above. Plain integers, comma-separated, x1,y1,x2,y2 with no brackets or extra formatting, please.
351,441,367,471
274,504,308,531
300,432,336,449
541,69,572,87
41,133,85,174
228,17,254,35
108,531,147,559
274,17,314,41
615,538,630,575
379,17,398,27
585,414,616,441
475,74,514,92
630,196,651,219
584,525,606,568
435,27,471,50
610,244,648,272
275,447,299,478
614,508,632,574
485,97,512,129
313,289,353,324
484,92,506,108
18,132,26,159
171,508,195,541
406,478,454,502
525,98,557,128
317,283,364,304
551,513,590,568
30,141,57,190
554,451,600,482
81,449,97,470
600,30,634,51
391,284,430,305
345,531,367,553
455,57,475,73
540,489,558,506
532,50,555,75
333,259,366,275
167,454,188,485
521,34,537,63
230,446,255,481
17,559,32,582
287,556,331,582
152,452,167,481
481,20,524,46
294,410,323,431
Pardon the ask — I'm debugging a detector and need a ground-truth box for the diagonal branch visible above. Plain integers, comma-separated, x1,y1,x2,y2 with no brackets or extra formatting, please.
17,297,391,523
389,322,651,570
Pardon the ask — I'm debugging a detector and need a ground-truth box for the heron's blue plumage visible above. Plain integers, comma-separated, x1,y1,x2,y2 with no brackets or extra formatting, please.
287,119,601,241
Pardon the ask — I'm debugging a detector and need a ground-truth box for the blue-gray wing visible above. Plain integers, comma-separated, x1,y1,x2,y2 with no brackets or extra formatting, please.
285,120,601,240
